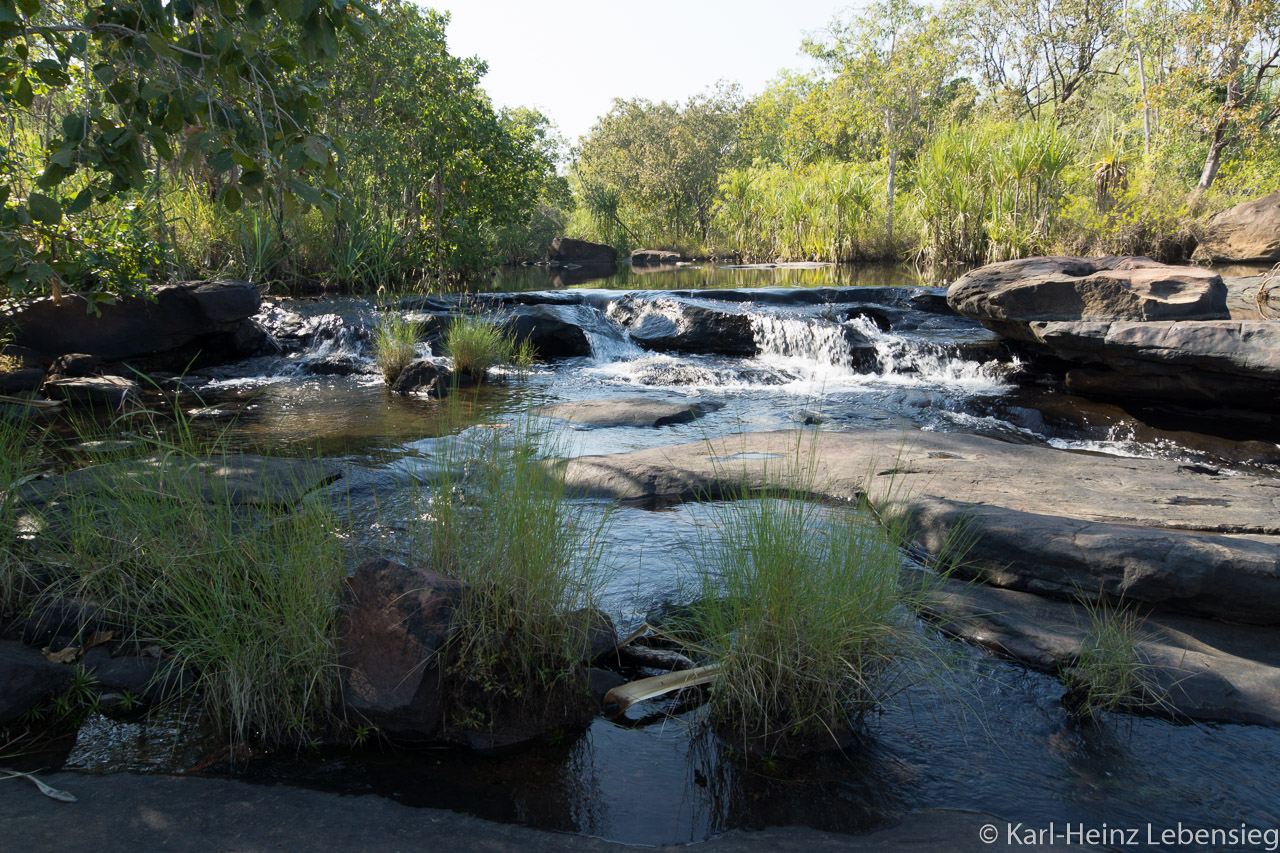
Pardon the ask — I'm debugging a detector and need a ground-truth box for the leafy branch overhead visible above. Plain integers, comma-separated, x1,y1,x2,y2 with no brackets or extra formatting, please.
0,0,371,296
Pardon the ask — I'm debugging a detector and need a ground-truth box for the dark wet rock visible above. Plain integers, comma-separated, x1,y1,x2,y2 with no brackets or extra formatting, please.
15,454,341,520
845,304,901,331
388,360,465,397
569,609,619,663
587,667,626,705
539,397,722,428
547,237,617,267
503,305,594,359
80,646,188,704
0,367,45,394
1064,366,1280,411
48,353,100,378
909,497,1280,624
630,249,683,266
907,289,959,315
1193,191,1280,264
947,256,1228,343
923,577,1280,726
4,280,263,364
608,296,757,357
337,557,465,741
302,354,369,377
18,598,106,648
1030,319,1280,381
43,375,139,409
0,641,72,724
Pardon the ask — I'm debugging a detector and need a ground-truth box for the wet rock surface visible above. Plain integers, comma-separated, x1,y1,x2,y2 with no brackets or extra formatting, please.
337,557,464,741
539,397,723,428
608,295,758,356
923,578,1280,726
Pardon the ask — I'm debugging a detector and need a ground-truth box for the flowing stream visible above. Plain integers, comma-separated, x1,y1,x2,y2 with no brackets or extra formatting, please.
39,263,1280,845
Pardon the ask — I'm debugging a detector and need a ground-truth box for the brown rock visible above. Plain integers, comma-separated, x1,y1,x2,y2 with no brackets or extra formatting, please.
946,256,1228,342
630,249,683,267
337,557,465,740
547,237,617,267
1192,191,1280,263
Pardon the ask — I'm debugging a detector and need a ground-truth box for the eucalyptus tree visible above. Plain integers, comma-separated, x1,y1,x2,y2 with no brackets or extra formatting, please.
804,0,961,243
1,0,369,300
960,0,1121,119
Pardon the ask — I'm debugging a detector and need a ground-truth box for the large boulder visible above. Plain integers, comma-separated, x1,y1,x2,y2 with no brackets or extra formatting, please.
607,296,758,357
547,237,617,267
3,280,264,364
1024,320,1280,409
629,248,682,267
503,304,594,359
1192,191,1280,264
337,557,466,741
946,256,1228,342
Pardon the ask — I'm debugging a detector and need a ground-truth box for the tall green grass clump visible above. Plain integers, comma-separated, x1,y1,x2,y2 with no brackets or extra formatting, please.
679,447,951,755
418,415,609,732
27,430,346,746
372,311,421,386
1062,596,1156,720
444,313,531,381
0,414,41,614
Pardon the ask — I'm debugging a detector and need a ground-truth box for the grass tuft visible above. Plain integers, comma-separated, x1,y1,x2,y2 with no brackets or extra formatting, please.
675,438,957,755
372,311,421,386
1062,596,1155,720
416,413,609,732
444,313,526,381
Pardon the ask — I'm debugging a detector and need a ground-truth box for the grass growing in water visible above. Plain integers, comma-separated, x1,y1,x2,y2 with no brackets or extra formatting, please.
15,416,346,746
416,413,610,732
1062,596,1155,719
372,311,421,386
0,414,42,615
677,444,956,755
444,313,531,381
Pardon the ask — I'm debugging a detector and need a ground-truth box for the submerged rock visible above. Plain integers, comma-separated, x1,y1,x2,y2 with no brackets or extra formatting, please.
539,397,722,428
42,376,139,409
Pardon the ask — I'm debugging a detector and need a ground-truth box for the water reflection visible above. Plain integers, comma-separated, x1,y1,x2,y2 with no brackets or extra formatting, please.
489,262,933,292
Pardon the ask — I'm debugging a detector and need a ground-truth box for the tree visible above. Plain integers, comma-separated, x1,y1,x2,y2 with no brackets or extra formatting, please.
1,0,369,299
805,0,960,242
1163,0,1280,199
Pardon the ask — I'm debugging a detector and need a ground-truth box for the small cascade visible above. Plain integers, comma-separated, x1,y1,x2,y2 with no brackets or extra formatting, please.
750,314,859,375
846,315,1016,391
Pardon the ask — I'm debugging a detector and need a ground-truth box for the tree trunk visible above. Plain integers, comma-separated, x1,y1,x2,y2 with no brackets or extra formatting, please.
886,146,897,245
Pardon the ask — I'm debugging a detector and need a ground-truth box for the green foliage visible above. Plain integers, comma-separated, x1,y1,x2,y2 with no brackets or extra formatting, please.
371,310,420,386
22,432,347,746
417,416,610,731
1062,596,1156,719
0,0,369,298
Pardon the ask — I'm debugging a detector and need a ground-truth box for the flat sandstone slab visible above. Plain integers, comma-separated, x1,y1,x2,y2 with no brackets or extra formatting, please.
539,397,721,428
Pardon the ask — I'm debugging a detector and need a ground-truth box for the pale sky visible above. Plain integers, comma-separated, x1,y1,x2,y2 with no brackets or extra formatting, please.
421,1,849,147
